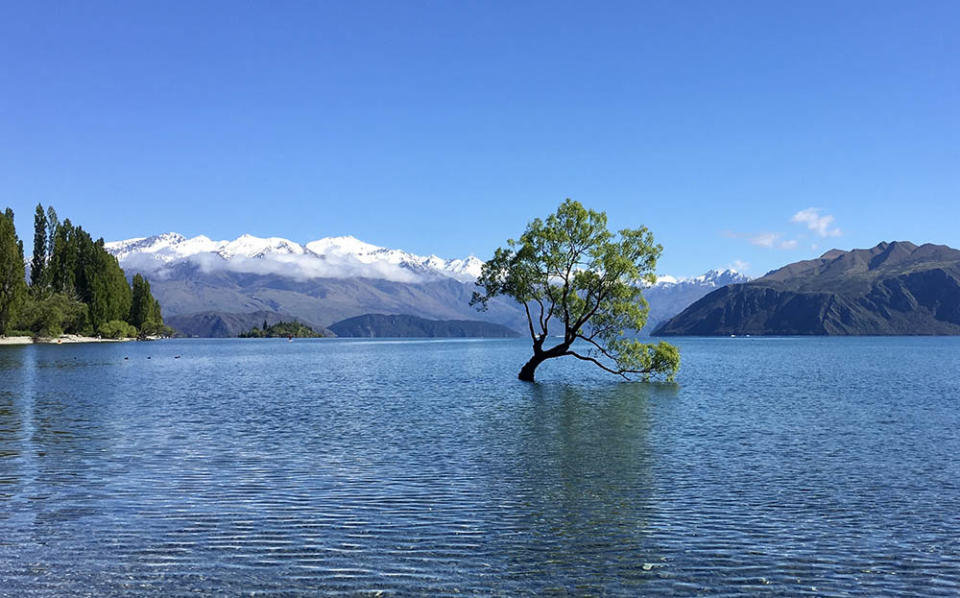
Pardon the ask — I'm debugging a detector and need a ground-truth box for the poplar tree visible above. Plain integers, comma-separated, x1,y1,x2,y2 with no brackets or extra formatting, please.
129,274,152,329
48,219,78,294
31,204,48,289
46,206,58,262
0,209,27,334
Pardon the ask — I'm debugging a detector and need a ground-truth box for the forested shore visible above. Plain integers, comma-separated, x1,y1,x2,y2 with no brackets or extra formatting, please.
0,205,170,340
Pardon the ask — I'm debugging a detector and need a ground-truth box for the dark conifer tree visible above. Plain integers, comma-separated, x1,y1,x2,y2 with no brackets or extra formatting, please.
129,274,152,329
0,209,27,334
31,204,47,289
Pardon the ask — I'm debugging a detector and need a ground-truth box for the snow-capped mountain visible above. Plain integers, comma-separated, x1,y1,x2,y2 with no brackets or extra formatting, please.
105,233,484,283
641,268,751,334
652,268,749,288
104,232,748,337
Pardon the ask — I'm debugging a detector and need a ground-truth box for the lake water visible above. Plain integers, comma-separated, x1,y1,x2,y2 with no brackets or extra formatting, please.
1,337,959,596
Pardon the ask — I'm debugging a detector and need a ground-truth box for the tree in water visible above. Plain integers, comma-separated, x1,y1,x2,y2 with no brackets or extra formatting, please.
0,209,27,335
471,199,679,382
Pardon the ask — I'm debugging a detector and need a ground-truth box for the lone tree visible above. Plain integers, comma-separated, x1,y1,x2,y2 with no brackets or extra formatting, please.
471,199,679,382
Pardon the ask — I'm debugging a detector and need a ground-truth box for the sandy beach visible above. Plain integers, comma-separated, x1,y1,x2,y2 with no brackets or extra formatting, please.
0,335,135,345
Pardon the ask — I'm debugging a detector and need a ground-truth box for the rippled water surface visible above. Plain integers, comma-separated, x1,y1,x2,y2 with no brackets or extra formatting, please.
1,337,959,596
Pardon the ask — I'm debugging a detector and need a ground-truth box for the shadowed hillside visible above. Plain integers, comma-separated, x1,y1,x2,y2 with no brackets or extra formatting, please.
655,242,960,335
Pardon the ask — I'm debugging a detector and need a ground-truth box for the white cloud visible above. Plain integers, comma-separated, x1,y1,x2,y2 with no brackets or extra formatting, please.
120,249,431,283
791,208,841,237
723,230,798,250
730,259,750,272
749,233,777,248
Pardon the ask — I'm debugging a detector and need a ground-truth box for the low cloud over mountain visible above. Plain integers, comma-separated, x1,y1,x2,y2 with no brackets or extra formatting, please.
106,233,484,284
106,233,748,337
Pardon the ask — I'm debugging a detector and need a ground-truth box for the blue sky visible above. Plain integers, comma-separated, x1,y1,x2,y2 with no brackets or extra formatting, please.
1,1,957,277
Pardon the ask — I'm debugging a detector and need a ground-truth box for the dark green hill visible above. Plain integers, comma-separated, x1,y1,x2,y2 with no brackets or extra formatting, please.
167,310,333,338
329,313,522,338
655,241,960,336
239,320,326,338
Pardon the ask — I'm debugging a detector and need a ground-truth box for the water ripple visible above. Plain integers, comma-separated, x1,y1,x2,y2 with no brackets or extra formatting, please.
0,337,958,595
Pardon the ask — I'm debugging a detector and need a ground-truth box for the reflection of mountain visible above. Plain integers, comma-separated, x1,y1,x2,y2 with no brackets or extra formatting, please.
657,242,960,335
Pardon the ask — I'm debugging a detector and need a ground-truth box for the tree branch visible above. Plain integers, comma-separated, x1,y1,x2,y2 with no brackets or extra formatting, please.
564,349,654,381
522,301,538,344
574,332,619,362
564,350,630,380
534,296,547,336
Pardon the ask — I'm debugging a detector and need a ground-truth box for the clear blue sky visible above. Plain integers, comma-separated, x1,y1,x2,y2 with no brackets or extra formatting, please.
2,1,957,276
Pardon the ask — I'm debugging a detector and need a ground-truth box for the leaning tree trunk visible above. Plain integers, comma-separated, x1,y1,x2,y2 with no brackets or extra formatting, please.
518,353,547,382
517,341,570,382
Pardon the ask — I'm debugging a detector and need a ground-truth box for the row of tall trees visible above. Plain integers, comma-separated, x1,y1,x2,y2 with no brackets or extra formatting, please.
0,205,169,338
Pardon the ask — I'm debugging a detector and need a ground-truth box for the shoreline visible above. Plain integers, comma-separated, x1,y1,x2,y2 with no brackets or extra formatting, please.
0,335,138,346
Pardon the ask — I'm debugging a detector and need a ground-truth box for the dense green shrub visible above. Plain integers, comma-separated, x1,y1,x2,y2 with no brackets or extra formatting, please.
16,292,88,337
99,319,137,339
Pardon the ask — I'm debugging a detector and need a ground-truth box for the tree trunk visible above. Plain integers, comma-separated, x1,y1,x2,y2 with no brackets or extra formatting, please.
518,339,571,382
518,354,545,382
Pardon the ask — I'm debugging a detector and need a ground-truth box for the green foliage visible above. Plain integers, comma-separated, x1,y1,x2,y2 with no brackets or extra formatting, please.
472,199,680,382
129,274,150,327
48,218,78,294
4,203,170,339
16,292,88,337
239,321,325,338
74,232,132,330
0,209,27,335
128,274,170,336
99,319,138,339
43,215,133,331
31,204,47,289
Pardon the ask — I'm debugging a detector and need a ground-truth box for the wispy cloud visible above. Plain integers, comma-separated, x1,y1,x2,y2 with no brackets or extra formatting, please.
730,259,750,272
724,231,799,250
791,208,841,237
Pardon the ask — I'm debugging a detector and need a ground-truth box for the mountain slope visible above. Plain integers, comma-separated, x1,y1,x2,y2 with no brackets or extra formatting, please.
105,233,484,283
166,310,334,338
655,242,960,335
641,269,750,333
107,232,749,338
106,233,526,334
329,314,522,338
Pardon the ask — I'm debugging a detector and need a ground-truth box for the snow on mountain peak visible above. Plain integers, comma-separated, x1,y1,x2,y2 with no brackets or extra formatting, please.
107,232,483,283
653,268,750,288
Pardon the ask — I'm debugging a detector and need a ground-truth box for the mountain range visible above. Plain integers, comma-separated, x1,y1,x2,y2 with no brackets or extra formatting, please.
655,241,960,335
106,233,747,337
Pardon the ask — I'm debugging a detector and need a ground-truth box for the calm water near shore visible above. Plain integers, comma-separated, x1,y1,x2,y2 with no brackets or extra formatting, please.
1,336,959,596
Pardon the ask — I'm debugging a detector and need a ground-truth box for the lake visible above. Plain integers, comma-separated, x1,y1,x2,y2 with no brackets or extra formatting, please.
1,337,959,596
